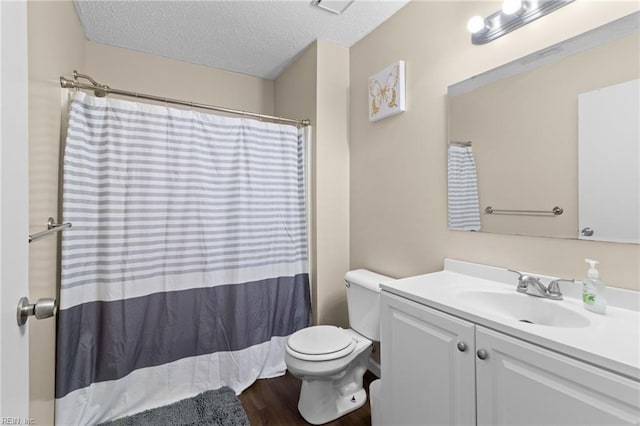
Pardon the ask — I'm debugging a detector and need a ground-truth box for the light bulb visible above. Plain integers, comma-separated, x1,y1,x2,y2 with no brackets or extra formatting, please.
502,0,523,15
467,16,487,34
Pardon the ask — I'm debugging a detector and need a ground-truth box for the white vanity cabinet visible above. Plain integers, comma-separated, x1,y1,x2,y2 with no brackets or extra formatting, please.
381,291,640,426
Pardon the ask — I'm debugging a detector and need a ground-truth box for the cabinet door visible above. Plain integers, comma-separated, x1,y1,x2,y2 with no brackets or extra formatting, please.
381,292,476,426
476,326,640,426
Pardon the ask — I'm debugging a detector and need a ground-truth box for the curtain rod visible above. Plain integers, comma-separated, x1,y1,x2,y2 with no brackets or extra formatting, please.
60,71,311,128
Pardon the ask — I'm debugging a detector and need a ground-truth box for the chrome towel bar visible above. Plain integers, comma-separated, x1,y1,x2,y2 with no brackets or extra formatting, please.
29,217,72,243
484,206,563,216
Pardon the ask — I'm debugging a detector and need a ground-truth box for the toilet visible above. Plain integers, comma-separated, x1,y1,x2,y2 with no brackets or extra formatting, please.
285,269,391,425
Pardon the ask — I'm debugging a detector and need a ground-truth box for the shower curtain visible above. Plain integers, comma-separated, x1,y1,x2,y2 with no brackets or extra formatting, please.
55,92,311,425
447,144,481,231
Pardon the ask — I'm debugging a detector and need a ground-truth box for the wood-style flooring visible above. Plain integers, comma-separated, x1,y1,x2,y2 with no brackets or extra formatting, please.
239,371,377,426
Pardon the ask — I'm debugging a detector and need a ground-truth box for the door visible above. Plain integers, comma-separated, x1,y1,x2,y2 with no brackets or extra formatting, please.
476,326,640,426
0,0,30,420
578,79,640,243
381,292,476,426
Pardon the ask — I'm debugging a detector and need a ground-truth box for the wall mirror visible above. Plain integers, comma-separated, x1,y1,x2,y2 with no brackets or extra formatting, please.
447,12,639,243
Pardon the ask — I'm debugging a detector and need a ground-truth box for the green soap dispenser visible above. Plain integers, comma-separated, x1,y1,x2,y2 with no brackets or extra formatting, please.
582,259,607,314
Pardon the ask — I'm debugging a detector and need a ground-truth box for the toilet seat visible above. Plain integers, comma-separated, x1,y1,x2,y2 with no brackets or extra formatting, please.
287,326,356,362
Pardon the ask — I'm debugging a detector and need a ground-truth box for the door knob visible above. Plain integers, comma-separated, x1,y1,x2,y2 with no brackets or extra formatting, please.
457,342,468,352
17,297,57,326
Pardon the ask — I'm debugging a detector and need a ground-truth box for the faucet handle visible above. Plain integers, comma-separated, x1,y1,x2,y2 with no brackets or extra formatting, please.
508,269,529,290
507,269,524,279
548,281,561,296
508,269,525,284
547,278,572,300
548,278,573,296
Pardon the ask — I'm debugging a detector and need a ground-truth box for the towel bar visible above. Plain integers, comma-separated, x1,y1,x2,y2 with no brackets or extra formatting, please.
29,217,72,243
484,206,563,216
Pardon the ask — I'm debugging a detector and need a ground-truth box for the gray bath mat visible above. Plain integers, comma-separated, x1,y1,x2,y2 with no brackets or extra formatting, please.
99,386,250,426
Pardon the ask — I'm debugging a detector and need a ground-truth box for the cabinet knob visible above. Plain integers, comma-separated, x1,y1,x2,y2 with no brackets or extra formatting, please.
476,349,488,360
457,342,467,352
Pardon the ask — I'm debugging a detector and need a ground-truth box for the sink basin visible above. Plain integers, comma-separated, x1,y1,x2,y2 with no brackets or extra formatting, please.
456,290,591,328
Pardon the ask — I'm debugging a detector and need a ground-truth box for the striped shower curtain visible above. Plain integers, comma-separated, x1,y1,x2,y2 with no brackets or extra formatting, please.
55,92,311,425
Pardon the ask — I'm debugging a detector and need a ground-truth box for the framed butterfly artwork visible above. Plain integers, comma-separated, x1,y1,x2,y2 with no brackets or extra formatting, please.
368,60,406,122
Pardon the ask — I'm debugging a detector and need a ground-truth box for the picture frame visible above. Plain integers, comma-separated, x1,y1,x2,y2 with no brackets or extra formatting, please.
368,60,406,122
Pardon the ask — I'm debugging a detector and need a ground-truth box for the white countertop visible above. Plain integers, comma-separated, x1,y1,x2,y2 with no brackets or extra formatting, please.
380,259,640,381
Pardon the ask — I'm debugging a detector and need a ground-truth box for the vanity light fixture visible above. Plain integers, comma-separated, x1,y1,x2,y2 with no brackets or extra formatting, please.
467,15,488,34
502,0,524,16
468,0,575,45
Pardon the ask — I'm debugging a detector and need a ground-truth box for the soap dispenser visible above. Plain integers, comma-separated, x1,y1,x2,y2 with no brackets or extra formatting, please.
582,259,607,314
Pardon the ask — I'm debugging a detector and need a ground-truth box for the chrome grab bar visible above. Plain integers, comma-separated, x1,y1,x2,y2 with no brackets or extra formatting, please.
484,206,563,216
29,217,71,243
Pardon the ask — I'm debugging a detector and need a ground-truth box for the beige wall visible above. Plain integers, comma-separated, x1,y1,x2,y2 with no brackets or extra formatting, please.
350,0,640,290
275,43,320,320
275,40,351,326
27,1,85,424
314,41,350,326
449,34,639,238
83,42,274,114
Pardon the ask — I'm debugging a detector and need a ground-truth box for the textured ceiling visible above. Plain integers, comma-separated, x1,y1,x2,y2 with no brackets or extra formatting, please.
73,0,410,80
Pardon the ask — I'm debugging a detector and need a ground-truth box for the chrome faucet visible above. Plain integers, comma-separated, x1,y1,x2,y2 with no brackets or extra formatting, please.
508,270,571,301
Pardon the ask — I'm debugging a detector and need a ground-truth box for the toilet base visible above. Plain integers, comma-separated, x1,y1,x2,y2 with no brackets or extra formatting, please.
298,380,367,425
285,328,373,425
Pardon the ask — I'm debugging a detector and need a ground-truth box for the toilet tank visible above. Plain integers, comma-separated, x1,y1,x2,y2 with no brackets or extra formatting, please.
345,269,392,341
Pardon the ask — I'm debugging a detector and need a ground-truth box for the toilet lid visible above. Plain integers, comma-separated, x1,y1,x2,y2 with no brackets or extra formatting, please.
287,325,354,356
